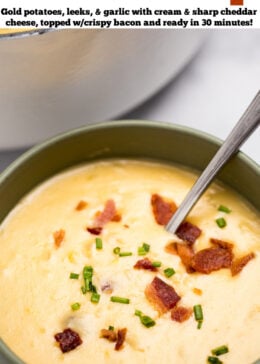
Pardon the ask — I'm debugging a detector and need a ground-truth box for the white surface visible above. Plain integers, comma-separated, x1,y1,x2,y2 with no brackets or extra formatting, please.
124,30,260,165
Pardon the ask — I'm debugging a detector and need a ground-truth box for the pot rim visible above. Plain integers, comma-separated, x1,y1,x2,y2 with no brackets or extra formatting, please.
0,28,53,40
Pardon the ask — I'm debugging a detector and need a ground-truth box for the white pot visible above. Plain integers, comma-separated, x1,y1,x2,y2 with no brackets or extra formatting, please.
0,29,206,149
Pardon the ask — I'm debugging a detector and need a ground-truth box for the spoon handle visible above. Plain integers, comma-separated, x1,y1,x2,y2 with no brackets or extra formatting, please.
166,90,260,234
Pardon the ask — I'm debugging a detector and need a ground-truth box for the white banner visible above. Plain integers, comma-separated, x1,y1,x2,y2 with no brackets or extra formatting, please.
0,0,259,30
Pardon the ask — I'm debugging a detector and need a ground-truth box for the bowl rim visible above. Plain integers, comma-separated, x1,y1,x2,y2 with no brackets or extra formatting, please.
0,119,259,364
0,120,259,186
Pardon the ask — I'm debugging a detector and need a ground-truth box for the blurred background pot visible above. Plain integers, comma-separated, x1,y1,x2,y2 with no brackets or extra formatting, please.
0,29,205,149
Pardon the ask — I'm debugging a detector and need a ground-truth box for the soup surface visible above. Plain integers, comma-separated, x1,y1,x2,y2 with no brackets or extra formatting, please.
0,28,32,35
0,160,259,364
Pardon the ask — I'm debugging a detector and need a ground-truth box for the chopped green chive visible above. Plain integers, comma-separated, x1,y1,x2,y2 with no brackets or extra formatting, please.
138,243,150,256
83,266,93,278
108,326,114,331
71,302,81,311
81,286,87,294
91,284,97,293
85,279,92,292
211,345,229,356
135,309,143,317
197,320,203,329
193,304,203,329
152,261,162,268
91,292,100,303
142,243,150,252
138,247,147,256
113,247,120,254
82,266,94,293
110,296,130,304
70,273,79,279
207,356,223,364
216,217,227,228
119,252,132,257
218,205,231,214
134,309,156,328
164,267,175,278
140,315,156,328
193,304,203,320
95,238,103,250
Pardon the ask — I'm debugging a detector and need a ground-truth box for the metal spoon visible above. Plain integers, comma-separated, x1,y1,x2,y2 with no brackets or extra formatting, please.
166,90,260,235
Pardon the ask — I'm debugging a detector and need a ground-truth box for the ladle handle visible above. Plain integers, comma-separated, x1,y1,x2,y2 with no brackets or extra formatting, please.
166,90,260,234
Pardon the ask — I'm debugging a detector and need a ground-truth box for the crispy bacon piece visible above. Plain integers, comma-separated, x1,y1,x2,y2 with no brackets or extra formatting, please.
95,199,118,226
165,241,195,273
165,240,233,274
210,238,233,251
53,229,65,248
171,306,192,323
151,194,177,225
176,221,201,244
87,200,120,235
193,288,203,296
191,247,233,274
54,328,82,353
111,213,122,222
166,235,253,277
175,243,195,273
231,252,255,276
165,242,178,255
100,327,127,351
115,328,127,351
75,200,88,211
145,277,181,314
87,227,103,235
100,329,117,342
134,258,158,272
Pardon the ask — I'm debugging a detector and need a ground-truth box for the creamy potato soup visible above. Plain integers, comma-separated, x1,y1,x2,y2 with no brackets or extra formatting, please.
0,29,31,35
0,160,259,364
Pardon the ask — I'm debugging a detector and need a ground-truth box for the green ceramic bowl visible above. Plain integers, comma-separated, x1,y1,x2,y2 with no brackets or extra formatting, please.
0,120,259,364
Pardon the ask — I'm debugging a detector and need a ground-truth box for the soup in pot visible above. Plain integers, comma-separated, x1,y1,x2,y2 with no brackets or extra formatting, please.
0,28,32,35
